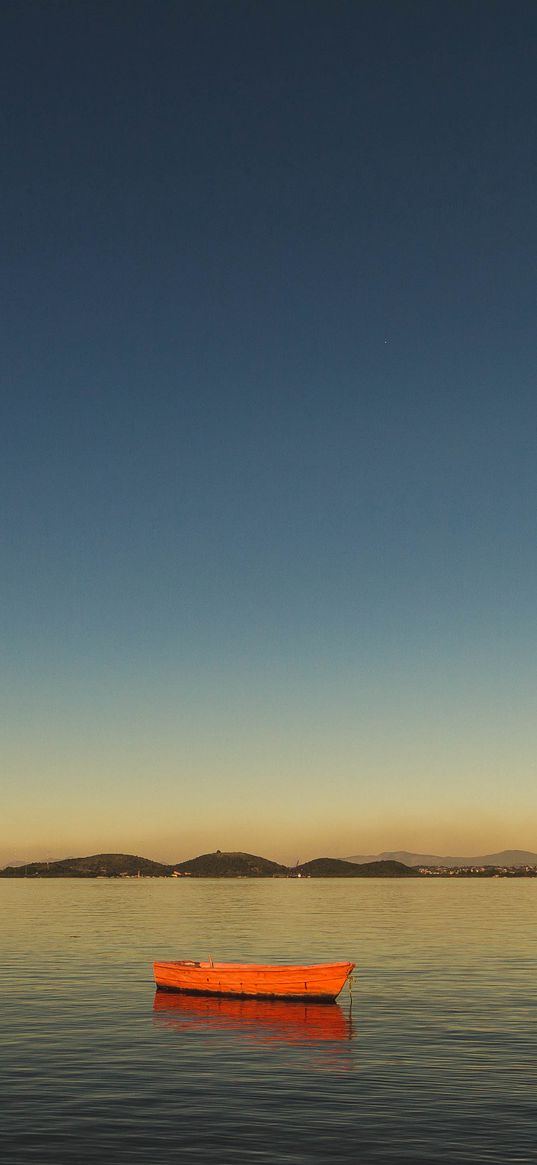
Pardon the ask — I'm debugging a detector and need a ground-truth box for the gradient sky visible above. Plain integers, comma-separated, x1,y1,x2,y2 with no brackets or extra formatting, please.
2,0,537,866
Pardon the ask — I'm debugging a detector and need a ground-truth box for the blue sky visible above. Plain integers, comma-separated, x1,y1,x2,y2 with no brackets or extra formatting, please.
2,0,536,864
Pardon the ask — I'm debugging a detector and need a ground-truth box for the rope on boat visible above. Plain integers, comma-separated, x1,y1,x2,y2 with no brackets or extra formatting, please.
347,972,354,1012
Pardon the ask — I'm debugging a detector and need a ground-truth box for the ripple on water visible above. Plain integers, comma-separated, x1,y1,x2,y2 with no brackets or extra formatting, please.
2,878,536,1163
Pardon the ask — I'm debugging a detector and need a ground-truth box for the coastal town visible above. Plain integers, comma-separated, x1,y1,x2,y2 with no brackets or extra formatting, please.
416,863,537,877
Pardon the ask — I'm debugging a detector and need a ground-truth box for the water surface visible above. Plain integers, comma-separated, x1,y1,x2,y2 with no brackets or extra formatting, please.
2,879,536,1163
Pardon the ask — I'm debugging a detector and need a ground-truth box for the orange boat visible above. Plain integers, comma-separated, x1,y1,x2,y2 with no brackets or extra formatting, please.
153,958,355,1001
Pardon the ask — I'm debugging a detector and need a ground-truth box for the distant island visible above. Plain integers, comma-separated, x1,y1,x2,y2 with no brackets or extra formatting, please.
1,849,536,878
0,850,415,879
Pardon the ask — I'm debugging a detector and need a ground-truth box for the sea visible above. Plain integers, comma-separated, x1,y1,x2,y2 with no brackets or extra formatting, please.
2,878,536,1164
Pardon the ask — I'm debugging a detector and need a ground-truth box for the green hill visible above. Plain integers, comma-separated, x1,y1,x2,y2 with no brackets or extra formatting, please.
173,850,287,877
0,853,172,878
295,857,420,877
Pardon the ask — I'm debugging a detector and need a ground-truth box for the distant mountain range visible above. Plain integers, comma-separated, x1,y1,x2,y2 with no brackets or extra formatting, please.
2,848,536,879
346,849,537,868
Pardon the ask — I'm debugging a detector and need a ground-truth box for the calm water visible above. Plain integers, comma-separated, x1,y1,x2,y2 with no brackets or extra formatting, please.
2,879,536,1163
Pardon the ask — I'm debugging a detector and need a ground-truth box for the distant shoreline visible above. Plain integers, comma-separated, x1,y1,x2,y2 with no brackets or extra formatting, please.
2,849,537,879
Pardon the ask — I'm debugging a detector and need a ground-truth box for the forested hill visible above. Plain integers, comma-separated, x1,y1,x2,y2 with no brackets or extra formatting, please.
0,853,172,877
295,858,420,877
173,851,287,877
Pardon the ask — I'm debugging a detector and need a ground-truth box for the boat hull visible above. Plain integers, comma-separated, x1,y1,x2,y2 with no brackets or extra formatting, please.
153,959,355,1002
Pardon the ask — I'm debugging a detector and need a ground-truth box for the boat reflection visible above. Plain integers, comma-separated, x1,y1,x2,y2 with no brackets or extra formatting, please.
152,989,354,1046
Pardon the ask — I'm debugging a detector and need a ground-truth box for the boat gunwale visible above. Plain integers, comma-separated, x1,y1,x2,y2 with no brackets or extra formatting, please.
154,960,354,973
